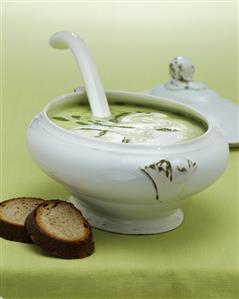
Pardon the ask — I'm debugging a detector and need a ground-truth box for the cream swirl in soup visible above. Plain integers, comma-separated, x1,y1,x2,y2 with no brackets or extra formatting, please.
48,102,206,145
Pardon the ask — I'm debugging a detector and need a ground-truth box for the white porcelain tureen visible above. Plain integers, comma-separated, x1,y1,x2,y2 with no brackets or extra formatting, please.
27,88,229,234
27,32,229,234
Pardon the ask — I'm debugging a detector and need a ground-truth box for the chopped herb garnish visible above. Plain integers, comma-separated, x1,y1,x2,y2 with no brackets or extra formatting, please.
110,112,132,123
89,120,134,129
97,130,108,137
71,115,82,119
156,128,179,132
118,125,134,129
122,137,130,143
91,120,101,124
52,116,69,121
115,102,125,106
76,121,89,125
79,128,101,131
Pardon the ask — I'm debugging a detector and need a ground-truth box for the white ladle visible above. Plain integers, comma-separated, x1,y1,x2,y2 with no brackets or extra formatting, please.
49,31,111,118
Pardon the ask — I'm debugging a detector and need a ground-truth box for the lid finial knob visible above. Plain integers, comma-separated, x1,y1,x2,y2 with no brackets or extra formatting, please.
169,56,194,82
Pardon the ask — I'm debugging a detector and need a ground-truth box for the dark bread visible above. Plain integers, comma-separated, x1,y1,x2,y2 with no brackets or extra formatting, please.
0,197,44,243
25,200,94,259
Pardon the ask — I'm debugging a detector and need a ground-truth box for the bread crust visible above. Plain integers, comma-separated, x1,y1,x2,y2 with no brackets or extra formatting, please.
0,197,44,243
0,218,33,243
25,200,95,259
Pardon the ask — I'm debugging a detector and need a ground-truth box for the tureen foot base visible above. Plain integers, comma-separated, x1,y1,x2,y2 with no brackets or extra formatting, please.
69,196,184,235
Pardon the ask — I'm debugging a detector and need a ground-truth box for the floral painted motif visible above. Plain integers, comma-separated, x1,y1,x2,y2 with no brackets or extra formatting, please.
141,159,197,201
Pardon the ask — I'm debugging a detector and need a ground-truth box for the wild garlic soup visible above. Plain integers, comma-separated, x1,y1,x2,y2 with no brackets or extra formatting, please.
48,100,206,145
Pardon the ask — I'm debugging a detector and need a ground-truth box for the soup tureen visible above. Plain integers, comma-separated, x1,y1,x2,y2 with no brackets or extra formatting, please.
28,88,229,234
27,32,229,234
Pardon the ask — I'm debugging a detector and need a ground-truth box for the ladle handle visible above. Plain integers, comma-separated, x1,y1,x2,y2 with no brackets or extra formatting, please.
49,31,111,118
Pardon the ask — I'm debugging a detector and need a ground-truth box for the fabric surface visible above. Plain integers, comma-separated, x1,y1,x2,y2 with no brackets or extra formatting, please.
1,151,239,299
1,2,238,299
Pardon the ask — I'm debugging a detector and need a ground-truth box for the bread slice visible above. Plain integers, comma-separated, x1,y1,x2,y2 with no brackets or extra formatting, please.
25,200,94,259
0,197,44,243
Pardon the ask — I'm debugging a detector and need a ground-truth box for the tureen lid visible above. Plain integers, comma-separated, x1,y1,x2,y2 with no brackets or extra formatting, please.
147,56,239,147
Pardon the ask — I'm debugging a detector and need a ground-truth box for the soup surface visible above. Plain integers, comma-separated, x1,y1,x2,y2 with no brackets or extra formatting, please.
48,101,206,145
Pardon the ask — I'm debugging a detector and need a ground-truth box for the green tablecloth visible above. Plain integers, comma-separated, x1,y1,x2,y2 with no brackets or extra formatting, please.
1,150,239,299
1,2,238,299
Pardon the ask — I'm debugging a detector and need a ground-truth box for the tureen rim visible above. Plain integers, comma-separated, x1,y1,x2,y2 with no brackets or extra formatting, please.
40,90,215,152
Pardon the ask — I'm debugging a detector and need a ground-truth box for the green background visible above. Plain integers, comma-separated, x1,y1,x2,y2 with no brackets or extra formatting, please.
1,1,238,299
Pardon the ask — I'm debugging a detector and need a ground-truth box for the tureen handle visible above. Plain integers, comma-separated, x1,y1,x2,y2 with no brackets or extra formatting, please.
49,31,111,118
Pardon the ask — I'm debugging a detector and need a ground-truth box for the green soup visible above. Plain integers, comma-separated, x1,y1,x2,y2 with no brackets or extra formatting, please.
48,101,206,145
